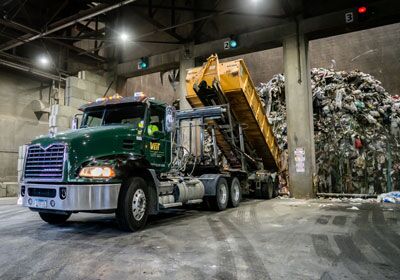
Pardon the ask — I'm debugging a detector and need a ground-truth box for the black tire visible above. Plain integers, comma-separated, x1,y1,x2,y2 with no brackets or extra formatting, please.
255,183,267,199
229,177,241,208
255,182,273,199
209,177,229,211
116,177,149,232
39,212,71,224
272,178,279,198
267,180,274,199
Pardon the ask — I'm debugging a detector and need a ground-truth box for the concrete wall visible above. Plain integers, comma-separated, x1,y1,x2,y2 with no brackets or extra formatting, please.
0,69,111,197
309,23,400,95
231,22,400,95
124,72,177,105
123,23,400,106
0,69,50,195
58,71,115,133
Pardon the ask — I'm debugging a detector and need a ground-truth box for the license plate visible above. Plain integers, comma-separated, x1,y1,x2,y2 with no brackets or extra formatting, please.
33,199,47,209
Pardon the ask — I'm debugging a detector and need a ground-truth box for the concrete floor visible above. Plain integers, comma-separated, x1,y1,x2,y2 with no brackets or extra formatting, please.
0,198,399,280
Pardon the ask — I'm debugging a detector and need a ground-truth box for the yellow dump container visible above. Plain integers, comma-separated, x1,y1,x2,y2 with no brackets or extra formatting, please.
186,55,281,171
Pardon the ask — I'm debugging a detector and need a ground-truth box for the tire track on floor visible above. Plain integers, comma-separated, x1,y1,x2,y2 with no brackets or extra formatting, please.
320,271,334,280
219,216,271,280
207,217,238,280
316,215,332,225
332,215,347,226
311,234,337,264
235,207,245,226
249,202,261,230
351,208,400,279
372,208,400,251
312,210,396,280
355,208,400,275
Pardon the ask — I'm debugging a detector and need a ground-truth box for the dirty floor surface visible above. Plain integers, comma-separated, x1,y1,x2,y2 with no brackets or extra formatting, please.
0,198,399,280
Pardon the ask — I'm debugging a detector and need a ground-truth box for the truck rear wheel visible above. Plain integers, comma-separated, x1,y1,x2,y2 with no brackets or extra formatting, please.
256,181,273,199
209,177,229,211
229,177,241,208
116,177,149,232
39,212,71,224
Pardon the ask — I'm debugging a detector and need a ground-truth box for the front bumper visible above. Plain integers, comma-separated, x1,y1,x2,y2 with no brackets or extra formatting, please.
20,183,121,211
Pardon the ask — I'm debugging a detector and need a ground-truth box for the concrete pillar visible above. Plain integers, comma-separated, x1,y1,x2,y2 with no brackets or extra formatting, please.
283,33,316,198
178,45,194,110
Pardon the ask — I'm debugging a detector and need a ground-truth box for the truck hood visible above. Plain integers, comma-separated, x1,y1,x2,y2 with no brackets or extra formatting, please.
31,125,142,181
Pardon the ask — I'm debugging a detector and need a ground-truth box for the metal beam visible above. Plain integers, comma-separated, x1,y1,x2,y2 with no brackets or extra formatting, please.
130,3,286,19
0,19,106,62
0,51,70,76
0,0,138,51
130,9,185,42
117,0,400,78
0,58,66,81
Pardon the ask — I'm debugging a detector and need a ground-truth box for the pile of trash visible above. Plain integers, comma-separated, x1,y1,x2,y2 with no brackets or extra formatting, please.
257,68,400,194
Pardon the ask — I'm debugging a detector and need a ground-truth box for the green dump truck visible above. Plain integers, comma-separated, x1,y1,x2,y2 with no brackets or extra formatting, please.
20,57,281,231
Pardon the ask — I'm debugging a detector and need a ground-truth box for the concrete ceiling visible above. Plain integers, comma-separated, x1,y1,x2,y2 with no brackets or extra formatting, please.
0,0,399,80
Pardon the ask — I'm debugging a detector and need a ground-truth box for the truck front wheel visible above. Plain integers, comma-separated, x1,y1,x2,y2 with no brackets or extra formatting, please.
39,212,71,224
116,177,149,232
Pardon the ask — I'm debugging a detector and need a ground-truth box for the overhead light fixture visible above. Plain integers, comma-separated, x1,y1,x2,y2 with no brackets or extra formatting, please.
119,32,130,42
38,55,50,67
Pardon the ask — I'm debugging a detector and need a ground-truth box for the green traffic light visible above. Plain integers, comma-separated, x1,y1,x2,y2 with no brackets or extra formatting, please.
140,62,148,69
139,57,149,69
229,40,238,49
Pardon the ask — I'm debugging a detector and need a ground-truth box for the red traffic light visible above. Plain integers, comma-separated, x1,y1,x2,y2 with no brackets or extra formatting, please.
358,6,367,14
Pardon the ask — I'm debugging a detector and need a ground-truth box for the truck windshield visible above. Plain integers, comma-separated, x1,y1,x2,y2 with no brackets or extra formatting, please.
81,104,146,128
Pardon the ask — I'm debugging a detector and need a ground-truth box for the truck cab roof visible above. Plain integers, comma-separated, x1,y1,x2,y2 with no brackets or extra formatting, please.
79,94,167,111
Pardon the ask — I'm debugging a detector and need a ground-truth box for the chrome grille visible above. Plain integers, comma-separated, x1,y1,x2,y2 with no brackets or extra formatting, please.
24,143,66,181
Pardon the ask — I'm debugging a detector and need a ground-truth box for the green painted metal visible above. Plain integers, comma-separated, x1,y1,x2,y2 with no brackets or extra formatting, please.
30,101,171,183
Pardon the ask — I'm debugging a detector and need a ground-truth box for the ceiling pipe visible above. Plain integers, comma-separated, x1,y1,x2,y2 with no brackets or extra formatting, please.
0,0,138,51
0,58,66,81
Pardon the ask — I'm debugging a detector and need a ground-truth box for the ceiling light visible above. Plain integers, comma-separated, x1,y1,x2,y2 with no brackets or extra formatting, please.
119,32,130,42
38,55,50,67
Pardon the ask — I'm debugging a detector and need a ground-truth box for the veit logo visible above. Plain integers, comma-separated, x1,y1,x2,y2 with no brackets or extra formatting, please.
150,142,160,151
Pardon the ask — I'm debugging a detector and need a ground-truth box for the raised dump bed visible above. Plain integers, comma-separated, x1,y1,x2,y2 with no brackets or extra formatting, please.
186,55,281,171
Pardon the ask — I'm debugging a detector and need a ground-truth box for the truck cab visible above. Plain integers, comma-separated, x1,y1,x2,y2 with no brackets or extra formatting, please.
20,94,185,230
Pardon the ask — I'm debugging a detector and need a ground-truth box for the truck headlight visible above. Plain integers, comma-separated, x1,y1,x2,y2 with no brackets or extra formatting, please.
79,166,116,178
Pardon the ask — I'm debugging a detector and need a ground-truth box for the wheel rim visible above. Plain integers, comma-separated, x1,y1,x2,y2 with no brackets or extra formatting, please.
232,181,240,202
132,189,146,221
219,183,227,205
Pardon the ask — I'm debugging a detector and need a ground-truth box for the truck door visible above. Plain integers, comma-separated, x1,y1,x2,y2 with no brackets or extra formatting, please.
143,105,171,172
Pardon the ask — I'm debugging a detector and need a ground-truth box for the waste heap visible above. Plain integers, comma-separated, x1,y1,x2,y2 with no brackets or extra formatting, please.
257,68,400,194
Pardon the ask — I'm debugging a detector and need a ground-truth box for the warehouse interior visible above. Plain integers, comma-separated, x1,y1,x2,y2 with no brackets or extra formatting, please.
0,0,400,279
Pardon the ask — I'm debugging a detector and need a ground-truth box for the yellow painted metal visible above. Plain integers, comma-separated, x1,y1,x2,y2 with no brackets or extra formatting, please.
186,55,281,171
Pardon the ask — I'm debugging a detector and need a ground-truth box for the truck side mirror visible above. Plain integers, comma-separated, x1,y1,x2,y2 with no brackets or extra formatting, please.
71,117,79,130
165,106,176,133
71,114,82,130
